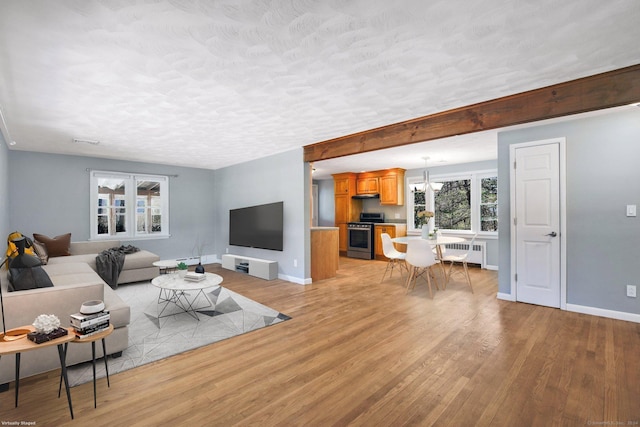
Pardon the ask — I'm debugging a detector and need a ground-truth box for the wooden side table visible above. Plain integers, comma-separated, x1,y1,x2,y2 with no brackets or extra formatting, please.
0,326,75,419
59,324,114,408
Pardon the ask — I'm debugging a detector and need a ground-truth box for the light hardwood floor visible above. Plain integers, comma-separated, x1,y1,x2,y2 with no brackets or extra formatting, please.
1,257,639,426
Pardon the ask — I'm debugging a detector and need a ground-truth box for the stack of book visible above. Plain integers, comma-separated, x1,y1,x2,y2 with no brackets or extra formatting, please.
70,310,110,338
184,272,206,282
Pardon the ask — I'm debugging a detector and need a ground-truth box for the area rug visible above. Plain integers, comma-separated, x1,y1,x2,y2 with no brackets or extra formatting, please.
66,281,290,387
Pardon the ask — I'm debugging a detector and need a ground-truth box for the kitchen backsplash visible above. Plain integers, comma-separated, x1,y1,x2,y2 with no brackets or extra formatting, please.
361,199,406,223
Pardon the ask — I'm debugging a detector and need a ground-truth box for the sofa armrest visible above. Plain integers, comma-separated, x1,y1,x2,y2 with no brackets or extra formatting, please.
0,282,105,331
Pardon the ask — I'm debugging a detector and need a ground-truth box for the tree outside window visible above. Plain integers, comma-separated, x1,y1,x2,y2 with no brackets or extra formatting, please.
412,189,428,229
434,179,471,231
406,170,498,235
480,177,498,232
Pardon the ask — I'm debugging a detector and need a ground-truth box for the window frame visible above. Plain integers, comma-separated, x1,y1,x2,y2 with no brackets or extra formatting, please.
90,170,170,240
406,169,497,237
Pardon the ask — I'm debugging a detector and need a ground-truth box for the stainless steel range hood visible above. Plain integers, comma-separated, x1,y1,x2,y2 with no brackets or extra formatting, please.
352,193,379,199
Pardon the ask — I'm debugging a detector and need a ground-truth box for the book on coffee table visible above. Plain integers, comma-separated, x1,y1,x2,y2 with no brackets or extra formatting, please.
184,272,206,281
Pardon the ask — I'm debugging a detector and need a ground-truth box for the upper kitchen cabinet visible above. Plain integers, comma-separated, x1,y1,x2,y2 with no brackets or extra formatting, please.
334,173,353,195
356,175,379,195
378,168,405,205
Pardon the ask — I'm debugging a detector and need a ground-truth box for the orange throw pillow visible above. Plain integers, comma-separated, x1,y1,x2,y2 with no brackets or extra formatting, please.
33,233,71,257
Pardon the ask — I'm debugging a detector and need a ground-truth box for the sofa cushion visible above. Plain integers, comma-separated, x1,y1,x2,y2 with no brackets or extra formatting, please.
32,239,49,264
33,233,71,257
47,253,99,270
123,250,160,270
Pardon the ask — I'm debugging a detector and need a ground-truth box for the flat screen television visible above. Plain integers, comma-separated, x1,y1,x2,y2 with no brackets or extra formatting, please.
229,201,284,251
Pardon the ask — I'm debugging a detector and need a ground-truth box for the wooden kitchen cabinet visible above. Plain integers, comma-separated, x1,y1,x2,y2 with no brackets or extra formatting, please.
356,176,379,194
374,223,407,260
379,168,405,206
334,175,352,195
332,173,362,253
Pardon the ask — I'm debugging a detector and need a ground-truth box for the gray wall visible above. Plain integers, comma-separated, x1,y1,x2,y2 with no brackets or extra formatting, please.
213,148,309,282
314,178,335,227
498,108,640,315
0,134,9,249
7,151,216,261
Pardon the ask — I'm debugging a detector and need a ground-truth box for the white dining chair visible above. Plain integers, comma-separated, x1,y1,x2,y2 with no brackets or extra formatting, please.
380,233,407,282
405,238,441,298
441,233,477,293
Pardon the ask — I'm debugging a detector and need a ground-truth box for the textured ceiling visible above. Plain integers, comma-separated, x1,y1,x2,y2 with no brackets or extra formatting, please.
0,0,639,171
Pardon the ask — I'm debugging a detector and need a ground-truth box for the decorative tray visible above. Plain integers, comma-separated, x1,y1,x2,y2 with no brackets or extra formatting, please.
27,327,68,344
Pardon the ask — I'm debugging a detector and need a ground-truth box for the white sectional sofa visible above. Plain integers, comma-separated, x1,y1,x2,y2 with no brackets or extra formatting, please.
50,240,161,286
0,240,159,385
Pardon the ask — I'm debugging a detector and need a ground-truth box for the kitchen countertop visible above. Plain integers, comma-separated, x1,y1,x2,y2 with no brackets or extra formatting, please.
311,227,339,230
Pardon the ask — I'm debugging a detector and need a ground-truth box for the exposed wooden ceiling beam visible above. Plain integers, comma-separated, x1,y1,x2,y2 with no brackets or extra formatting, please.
303,63,640,163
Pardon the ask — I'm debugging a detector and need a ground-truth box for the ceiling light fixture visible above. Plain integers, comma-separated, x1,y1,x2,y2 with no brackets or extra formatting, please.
411,157,443,193
73,138,100,145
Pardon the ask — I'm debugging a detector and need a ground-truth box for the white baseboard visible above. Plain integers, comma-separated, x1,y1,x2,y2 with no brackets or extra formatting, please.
566,304,640,324
496,292,515,301
485,264,499,271
279,274,312,285
494,295,640,323
177,253,217,265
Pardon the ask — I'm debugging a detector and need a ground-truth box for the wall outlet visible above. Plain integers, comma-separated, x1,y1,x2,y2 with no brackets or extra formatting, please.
627,285,637,298
226,248,229,254
293,259,298,267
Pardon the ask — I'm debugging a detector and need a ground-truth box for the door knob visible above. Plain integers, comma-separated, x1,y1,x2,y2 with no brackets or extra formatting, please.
546,231,557,237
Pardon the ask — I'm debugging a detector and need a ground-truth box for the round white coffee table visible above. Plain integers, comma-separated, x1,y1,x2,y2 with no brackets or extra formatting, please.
151,272,223,320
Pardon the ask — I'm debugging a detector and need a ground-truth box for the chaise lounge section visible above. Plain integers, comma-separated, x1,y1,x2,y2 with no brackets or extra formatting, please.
0,239,159,385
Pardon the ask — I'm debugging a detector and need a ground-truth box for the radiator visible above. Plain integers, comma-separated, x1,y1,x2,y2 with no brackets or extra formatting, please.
442,241,486,268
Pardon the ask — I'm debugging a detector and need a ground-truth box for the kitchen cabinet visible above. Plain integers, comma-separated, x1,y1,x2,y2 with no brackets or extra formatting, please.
374,223,407,260
356,176,379,195
332,173,362,253
334,175,352,195
379,168,405,205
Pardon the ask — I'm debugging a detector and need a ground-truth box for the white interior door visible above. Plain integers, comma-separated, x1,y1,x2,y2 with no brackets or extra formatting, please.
513,142,562,308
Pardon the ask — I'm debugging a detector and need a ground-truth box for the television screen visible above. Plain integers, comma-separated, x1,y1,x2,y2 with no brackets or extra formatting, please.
229,202,284,251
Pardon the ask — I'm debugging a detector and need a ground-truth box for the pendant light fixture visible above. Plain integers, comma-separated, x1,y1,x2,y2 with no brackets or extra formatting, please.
411,157,443,193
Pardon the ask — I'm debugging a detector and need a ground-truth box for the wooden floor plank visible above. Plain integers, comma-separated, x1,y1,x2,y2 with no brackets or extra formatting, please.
1,257,639,426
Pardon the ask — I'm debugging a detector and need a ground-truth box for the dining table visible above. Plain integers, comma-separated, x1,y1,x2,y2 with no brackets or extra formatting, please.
391,235,466,281
391,234,466,249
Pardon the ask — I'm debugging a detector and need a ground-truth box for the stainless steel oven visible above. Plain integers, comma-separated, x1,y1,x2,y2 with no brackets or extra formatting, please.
347,213,384,259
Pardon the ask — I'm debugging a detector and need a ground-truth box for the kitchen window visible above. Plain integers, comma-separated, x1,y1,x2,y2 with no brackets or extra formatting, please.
90,171,170,240
407,170,497,235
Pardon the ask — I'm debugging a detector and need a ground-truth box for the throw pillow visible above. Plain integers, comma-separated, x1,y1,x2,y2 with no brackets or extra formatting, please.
33,233,71,257
32,239,49,264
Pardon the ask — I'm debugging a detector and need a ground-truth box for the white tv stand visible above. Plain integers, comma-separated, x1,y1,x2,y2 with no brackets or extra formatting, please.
221,254,278,281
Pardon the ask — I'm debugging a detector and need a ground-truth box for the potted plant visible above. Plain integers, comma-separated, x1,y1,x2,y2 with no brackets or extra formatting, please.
176,262,188,278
